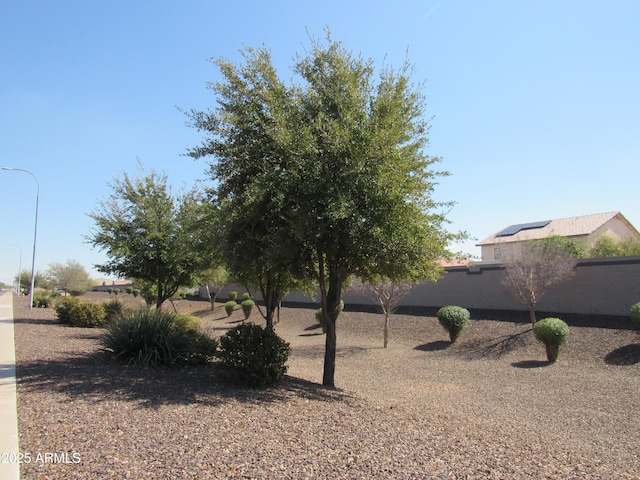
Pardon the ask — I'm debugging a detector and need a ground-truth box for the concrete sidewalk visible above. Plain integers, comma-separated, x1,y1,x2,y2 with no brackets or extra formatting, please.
0,290,20,480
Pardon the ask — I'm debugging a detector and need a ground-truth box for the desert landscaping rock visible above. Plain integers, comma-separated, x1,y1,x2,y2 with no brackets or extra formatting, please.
13,293,640,479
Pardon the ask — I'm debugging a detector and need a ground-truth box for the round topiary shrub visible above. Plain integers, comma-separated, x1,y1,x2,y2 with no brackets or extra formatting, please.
217,323,291,387
241,299,255,319
102,308,217,367
69,302,107,328
533,317,569,363
437,306,470,343
54,296,81,324
228,291,238,301
241,292,251,301
224,300,237,317
630,302,640,329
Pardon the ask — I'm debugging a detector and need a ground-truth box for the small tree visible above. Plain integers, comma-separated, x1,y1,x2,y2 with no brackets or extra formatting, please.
348,278,414,348
502,239,576,326
46,259,93,296
87,164,206,308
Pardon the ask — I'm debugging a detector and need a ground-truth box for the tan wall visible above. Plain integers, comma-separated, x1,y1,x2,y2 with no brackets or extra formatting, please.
205,256,640,317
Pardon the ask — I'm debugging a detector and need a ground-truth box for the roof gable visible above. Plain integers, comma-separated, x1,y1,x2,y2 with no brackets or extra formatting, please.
477,212,628,245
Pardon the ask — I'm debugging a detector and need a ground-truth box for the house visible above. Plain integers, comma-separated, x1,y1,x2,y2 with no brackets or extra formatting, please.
92,280,135,293
476,211,640,262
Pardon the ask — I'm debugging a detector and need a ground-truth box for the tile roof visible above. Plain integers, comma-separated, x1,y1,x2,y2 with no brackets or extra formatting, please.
477,212,634,245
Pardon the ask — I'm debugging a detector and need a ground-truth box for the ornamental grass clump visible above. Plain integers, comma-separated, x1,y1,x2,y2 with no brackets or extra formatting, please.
102,308,217,367
630,302,640,329
437,306,470,343
533,317,569,363
102,299,128,323
217,323,291,387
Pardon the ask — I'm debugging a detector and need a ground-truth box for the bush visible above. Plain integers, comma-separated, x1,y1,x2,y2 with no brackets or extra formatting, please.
102,299,127,323
631,302,640,329
132,289,140,297
54,296,81,324
437,306,470,343
228,291,238,301
125,286,134,295
102,308,217,367
217,323,291,387
241,299,255,319
32,290,53,308
533,317,569,362
69,302,107,328
241,292,251,301
224,300,237,317
174,314,202,331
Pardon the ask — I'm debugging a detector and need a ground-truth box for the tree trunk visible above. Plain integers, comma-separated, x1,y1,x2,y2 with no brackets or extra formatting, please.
383,313,389,348
545,343,559,362
528,306,537,326
321,262,342,388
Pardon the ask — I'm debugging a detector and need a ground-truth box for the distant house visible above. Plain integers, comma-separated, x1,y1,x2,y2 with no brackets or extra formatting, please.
476,211,640,262
92,280,134,292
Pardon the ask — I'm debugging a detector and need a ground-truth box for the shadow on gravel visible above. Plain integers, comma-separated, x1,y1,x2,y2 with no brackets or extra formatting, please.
414,341,450,352
511,360,551,369
16,353,354,410
455,329,533,360
604,343,640,366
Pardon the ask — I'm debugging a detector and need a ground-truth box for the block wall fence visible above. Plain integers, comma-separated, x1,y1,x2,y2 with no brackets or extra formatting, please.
202,256,640,318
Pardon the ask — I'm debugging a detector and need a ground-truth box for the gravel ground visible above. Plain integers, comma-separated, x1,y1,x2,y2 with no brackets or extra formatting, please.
13,292,640,479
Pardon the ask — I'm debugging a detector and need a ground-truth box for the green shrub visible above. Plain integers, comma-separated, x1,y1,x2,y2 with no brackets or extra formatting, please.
102,299,127,323
32,291,53,308
125,286,134,295
102,308,217,367
631,302,640,329
228,291,238,301
314,301,344,333
241,299,255,319
217,323,291,387
533,317,569,362
224,300,237,317
241,292,251,301
108,288,114,295
132,289,140,297
54,296,81,324
174,314,203,331
69,302,107,328
437,306,470,343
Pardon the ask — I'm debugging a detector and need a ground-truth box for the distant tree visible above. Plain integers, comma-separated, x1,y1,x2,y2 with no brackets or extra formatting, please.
538,234,587,258
187,32,463,387
87,165,206,309
502,240,576,326
347,278,414,348
587,236,640,258
14,269,47,295
46,259,93,295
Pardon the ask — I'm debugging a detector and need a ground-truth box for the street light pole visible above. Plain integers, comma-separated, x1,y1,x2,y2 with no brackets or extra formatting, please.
3,167,39,309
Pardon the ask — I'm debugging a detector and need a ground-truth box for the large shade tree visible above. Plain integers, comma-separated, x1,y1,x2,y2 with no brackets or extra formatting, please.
188,32,461,387
87,166,208,308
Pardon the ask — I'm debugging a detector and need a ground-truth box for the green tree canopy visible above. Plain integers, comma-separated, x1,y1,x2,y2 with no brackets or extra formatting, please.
87,165,208,308
188,32,463,386
46,259,93,295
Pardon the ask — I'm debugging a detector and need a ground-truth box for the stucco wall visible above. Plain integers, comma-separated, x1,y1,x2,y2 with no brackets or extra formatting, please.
202,256,640,317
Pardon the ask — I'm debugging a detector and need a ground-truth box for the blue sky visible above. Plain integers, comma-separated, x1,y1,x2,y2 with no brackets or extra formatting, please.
1,0,638,285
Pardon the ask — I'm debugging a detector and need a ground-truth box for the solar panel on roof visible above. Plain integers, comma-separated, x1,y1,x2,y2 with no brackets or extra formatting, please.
496,220,551,237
